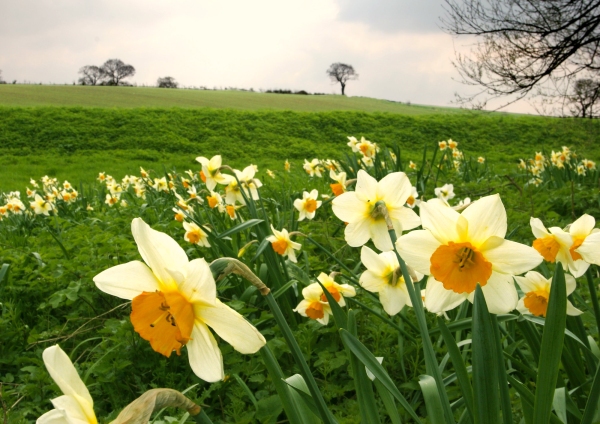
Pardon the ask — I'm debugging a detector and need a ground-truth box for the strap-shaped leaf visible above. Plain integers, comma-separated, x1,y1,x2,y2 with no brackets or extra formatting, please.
217,218,263,239
419,375,446,424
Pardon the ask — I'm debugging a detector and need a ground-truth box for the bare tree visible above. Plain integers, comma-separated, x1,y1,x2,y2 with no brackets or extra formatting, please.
0,69,3,84
443,0,600,108
100,59,135,86
326,63,358,95
78,65,103,86
568,78,600,118
157,76,178,88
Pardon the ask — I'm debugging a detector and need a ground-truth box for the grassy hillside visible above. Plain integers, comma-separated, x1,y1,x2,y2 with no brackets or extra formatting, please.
0,85,488,114
1,106,599,192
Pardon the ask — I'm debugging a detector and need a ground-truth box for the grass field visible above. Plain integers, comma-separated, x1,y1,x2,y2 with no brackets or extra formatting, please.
0,84,492,114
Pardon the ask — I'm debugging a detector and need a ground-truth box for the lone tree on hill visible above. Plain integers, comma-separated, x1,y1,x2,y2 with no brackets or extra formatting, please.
157,76,178,88
568,78,600,118
78,65,102,86
326,63,358,95
100,59,135,86
443,0,600,109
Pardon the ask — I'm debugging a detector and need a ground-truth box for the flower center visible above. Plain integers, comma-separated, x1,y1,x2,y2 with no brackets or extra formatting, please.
271,239,289,255
523,289,549,317
320,284,341,302
131,290,194,357
533,236,560,262
207,196,219,208
199,170,207,183
330,183,345,197
304,199,318,213
226,205,236,218
406,196,415,206
305,301,324,319
430,241,492,294
570,236,585,261
186,230,201,244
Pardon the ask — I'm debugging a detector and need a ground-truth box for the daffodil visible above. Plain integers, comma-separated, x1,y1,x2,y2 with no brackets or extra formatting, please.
359,246,419,315
30,194,54,215
206,191,223,209
224,166,262,205
195,155,232,191
530,217,573,267
284,159,291,172
409,161,417,170
397,195,543,314
332,170,420,251
405,186,419,209
329,170,347,197
303,159,323,177
183,221,211,247
434,183,455,203
316,272,356,306
438,141,448,151
266,225,301,263
294,276,355,325
448,139,458,149
515,271,582,317
565,214,600,276
293,189,322,221
478,157,485,164
37,344,98,424
94,218,266,382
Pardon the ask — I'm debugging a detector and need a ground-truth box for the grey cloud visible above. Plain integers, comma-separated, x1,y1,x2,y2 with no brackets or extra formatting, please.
336,0,446,33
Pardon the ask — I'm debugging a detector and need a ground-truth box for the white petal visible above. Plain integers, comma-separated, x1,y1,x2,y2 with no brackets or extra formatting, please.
516,298,529,316
131,218,189,288
569,260,590,279
389,207,421,233
482,239,542,275
93,261,160,300
360,246,388,275
570,214,595,237
345,219,372,247
332,192,369,223
530,217,550,239
514,271,547,293
42,346,93,407
472,272,518,314
197,299,266,354
420,200,459,244
396,230,440,275
462,194,507,245
359,270,386,293
178,258,216,304
424,277,467,314
187,322,224,382
37,408,70,424
578,232,600,266
378,172,411,208
370,220,393,251
566,300,584,316
354,170,379,202
565,274,577,295
379,285,408,316
49,396,90,424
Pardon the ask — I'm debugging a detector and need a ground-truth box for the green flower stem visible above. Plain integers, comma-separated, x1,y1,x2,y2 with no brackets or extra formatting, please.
585,267,600,334
263,292,337,424
193,410,215,424
387,227,455,423
305,236,356,277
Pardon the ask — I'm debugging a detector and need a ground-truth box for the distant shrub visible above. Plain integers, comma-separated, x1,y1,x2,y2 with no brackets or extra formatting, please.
157,76,178,89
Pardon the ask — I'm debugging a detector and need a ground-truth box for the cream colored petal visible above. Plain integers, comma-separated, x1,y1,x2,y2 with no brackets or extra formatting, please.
420,200,459,244
424,277,467,314
473,272,518,315
482,239,542,275
293,198,304,212
396,230,440,275
294,299,310,316
359,270,387,293
577,231,600,265
37,408,70,424
370,220,393,251
338,284,356,297
569,260,590,279
187,322,224,382
389,206,421,233
379,284,408,316
42,345,93,407
93,260,159,300
197,299,266,354
565,274,577,295
131,218,189,288
360,246,389,275
49,396,91,424
516,298,529,315
332,192,369,223
301,283,323,301
345,219,372,248
354,170,379,202
514,271,547,293
178,258,216,304
550,228,575,270
530,217,550,239
567,301,584,316
461,194,507,245
569,214,595,237
378,172,411,208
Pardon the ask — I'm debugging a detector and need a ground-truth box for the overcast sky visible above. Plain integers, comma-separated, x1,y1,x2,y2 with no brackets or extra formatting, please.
0,0,534,113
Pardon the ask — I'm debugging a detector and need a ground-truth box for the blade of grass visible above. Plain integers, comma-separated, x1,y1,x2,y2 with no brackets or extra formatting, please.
581,360,600,424
491,315,513,424
419,375,447,424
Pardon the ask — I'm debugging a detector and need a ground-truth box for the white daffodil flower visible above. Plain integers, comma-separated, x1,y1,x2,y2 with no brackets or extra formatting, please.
359,246,420,316
397,195,543,314
434,183,455,203
329,170,347,197
266,225,301,263
293,189,322,221
515,271,582,317
294,276,354,325
530,217,574,270
566,214,600,277
332,170,420,251
37,345,98,424
93,218,266,383
182,221,211,247
196,155,232,191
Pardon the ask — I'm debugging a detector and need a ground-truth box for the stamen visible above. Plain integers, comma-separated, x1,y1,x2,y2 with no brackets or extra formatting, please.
455,247,476,270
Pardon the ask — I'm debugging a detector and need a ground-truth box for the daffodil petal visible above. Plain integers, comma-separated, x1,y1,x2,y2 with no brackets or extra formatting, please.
332,192,368,223
345,219,372,247
470,272,518,314
569,260,590,279
567,301,584,316
570,214,595,237
187,322,224,382
462,194,507,245
93,260,159,300
196,299,266,354
379,284,408,316
378,172,411,208
420,200,459,244
359,270,387,293
389,206,421,233
354,170,379,202
371,220,393,251
424,277,467,314
42,346,93,407
530,217,550,239
396,230,440,275
177,258,216,304
49,396,90,424
360,246,389,275
577,231,600,265
131,218,189,289
514,271,545,293
37,408,70,424
565,274,577,295
482,239,542,275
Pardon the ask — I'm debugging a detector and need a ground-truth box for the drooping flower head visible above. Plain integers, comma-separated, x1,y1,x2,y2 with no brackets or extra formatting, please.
293,189,322,221
93,218,265,382
37,345,98,424
332,170,420,251
515,271,582,318
397,195,543,314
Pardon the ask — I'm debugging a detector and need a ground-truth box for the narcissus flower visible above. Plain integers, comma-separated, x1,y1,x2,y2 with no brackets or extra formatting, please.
434,184,455,203
329,170,347,196
303,159,323,177
316,272,356,306
515,271,582,317
332,170,420,251
183,221,211,247
294,276,355,325
560,214,600,276
293,189,322,221
438,141,447,151
405,187,419,209
266,225,301,263
196,155,231,191
530,217,573,267
37,344,98,424
94,218,266,382
360,246,418,316
397,195,543,314
30,194,54,215
478,157,485,163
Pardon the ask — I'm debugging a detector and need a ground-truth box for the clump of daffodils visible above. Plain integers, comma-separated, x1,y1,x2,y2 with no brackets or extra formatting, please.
294,273,356,325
